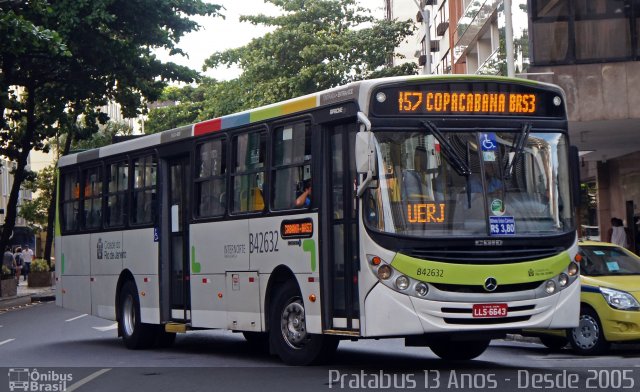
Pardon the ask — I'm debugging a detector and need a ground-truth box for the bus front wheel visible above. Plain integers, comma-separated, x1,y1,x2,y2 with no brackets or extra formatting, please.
269,281,338,365
119,280,156,349
429,338,490,360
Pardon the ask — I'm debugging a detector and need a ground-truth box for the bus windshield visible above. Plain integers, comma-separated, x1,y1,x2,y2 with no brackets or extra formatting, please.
364,128,574,237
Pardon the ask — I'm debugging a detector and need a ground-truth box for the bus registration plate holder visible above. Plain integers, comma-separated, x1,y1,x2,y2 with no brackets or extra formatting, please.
472,303,508,318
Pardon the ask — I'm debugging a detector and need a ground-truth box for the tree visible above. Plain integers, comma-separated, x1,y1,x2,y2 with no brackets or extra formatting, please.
203,0,417,112
1,0,222,260
19,165,56,234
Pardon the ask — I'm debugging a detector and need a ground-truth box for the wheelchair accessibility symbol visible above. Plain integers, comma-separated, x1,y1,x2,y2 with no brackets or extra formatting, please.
481,133,497,151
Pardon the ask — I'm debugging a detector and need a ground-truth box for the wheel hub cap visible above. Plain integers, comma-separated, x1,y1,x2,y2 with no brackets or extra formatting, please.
573,315,599,349
281,300,307,349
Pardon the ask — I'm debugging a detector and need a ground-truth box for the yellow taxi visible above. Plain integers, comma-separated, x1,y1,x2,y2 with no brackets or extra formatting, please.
539,241,640,355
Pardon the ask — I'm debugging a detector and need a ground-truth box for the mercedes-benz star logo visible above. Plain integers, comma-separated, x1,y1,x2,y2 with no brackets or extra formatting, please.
484,277,498,292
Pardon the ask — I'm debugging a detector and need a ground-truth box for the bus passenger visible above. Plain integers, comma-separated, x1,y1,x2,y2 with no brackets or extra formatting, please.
295,179,312,208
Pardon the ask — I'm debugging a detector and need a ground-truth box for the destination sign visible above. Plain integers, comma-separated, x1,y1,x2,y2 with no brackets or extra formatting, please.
280,218,314,239
371,82,565,118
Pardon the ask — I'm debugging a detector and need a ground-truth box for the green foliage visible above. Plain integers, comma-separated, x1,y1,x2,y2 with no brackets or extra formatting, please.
1,0,222,253
19,165,56,233
203,0,417,111
146,0,417,132
31,259,50,273
72,121,133,151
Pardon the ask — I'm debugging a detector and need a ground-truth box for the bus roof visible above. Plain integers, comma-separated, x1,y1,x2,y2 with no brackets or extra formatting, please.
58,74,561,168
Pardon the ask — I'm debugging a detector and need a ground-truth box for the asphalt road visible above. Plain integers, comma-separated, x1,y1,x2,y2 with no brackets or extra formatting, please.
1,302,639,392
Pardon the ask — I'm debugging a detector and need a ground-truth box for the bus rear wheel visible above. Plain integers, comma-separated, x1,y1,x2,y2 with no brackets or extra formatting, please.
429,338,490,360
119,280,156,349
269,281,338,365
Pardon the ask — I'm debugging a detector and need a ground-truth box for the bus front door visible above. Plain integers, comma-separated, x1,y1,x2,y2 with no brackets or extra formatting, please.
322,123,360,333
164,156,191,323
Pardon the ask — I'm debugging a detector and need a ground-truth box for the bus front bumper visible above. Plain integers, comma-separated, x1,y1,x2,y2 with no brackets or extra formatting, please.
363,280,579,337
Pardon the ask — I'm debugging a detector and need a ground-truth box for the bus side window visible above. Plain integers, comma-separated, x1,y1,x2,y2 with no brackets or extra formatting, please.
232,131,266,214
271,122,311,210
105,160,128,227
131,155,157,225
195,138,227,218
62,171,80,232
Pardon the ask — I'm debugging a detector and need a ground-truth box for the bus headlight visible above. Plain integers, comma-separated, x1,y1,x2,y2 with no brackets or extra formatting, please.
395,275,410,290
567,262,579,276
377,265,392,280
415,282,429,296
544,280,557,294
558,273,569,287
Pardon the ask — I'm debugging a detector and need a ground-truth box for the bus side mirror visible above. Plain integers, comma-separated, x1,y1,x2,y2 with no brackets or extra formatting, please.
355,132,375,174
569,145,581,208
355,131,377,198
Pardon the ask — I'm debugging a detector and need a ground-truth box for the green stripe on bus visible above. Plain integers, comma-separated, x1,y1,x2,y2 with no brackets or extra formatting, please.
250,106,282,123
303,239,316,272
191,246,201,274
390,251,570,285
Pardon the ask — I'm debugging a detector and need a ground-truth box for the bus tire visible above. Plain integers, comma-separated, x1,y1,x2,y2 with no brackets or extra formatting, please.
567,307,610,355
539,335,568,351
119,280,156,349
429,338,490,360
269,281,338,365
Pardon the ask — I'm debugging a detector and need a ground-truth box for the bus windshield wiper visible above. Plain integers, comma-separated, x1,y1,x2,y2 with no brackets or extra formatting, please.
503,123,531,180
422,121,471,176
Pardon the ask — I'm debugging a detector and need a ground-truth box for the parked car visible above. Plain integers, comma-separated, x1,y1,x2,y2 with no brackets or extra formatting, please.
537,241,640,355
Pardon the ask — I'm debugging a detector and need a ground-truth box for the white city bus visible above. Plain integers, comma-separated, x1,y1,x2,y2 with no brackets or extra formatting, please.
56,75,581,364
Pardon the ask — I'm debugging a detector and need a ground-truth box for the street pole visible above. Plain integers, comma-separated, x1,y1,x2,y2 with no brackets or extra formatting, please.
412,0,431,75
504,0,515,77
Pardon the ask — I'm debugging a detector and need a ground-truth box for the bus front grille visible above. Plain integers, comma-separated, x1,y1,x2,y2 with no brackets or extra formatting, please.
407,247,563,264
431,281,543,294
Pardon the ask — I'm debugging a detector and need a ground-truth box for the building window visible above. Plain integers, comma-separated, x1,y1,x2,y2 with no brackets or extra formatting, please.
131,155,157,225
105,160,128,227
195,138,226,218
531,0,639,65
232,131,266,213
271,122,311,210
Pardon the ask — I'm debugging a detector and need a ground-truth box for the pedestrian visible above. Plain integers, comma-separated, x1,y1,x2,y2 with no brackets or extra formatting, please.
2,245,15,278
13,247,23,285
607,217,629,249
22,244,34,282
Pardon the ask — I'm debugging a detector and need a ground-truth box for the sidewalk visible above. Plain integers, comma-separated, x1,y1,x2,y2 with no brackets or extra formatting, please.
0,279,56,311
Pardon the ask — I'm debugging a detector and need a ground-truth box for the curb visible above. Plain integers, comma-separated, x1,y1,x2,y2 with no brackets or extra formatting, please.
0,296,32,310
1,287,55,310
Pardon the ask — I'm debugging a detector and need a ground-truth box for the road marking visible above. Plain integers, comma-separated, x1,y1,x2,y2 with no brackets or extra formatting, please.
93,323,118,332
0,338,15,346
66,314,88,322
65,368,111,392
